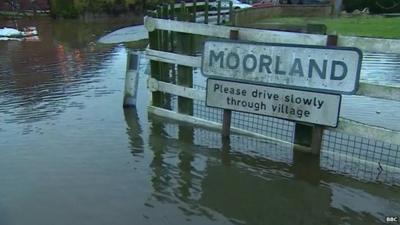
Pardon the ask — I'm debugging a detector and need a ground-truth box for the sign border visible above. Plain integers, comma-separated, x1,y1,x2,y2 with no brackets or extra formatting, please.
205,78,342,128
201,39,363,95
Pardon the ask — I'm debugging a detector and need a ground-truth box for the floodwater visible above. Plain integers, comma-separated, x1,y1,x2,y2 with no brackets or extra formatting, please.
0,17,399,225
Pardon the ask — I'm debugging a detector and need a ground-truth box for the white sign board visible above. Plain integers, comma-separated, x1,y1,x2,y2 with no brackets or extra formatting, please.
202,40,362,94
206,79,341,127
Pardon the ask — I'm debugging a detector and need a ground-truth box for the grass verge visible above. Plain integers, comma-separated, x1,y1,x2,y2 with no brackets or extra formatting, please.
253,16,400,39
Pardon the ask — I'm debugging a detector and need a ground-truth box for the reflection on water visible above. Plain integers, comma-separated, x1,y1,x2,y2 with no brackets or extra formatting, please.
128,110,400,225
0,17,399,225
0,17,138,124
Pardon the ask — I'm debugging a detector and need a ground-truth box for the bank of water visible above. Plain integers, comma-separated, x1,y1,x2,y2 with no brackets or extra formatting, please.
0,17,399,225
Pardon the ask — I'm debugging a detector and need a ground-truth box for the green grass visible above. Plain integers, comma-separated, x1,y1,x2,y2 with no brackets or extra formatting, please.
254,16,400,39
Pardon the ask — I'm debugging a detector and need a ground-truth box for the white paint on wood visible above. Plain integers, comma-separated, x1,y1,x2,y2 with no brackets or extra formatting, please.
356,82,400,101
144,17,400,54
331,118,400,145
148,106,291,145
147,78,206,101
144,17,327,45
339,36,400,54
322,150,400,172
149,105,400,149
145,49,201,67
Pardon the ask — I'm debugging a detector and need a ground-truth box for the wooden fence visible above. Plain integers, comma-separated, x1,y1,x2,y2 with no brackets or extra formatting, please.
126,2,400,153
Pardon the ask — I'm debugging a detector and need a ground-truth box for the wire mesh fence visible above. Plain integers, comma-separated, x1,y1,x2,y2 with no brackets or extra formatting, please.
152,112,400,186
140,43,400,186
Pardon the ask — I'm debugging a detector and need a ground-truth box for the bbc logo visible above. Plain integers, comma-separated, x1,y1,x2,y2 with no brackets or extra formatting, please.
386,216,399,223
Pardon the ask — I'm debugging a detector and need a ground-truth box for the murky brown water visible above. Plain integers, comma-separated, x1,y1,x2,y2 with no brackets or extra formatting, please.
0,17,399,225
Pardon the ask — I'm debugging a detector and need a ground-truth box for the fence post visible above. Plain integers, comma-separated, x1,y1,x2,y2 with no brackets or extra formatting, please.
229,1,233,23
204,0,209,24
192,0,197,22
177,1,194,116
222,29,239,139
148,10,163,107
217,1,221,25
162,4,169,51
123,51,140,107
169,2,175,52
175,1,195,142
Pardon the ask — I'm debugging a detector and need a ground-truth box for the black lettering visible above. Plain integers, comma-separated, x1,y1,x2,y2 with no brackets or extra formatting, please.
252,90,258,98
243,54,257,72
261,101,266,110
296,109,303,118
226,52,240,69
259,55,272,73
209,50,224,68
303,98,312,105
275,56,286,75
214,84,220,92
309,59,327,79
227,97,231,105
330,60,348,80
289,58,304,77
235,88,241,96
304,110,310,117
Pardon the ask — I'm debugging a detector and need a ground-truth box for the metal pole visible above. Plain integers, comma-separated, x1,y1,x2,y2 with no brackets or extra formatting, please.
222,29,239,139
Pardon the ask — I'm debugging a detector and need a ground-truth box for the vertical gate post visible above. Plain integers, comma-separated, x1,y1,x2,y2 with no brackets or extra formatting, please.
169,3,175,52
221,29,239,139
217,1,221,25
175,1,195,143
204,0,209,24
177,1,194,116
148,10,163,107
123,51,140,107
